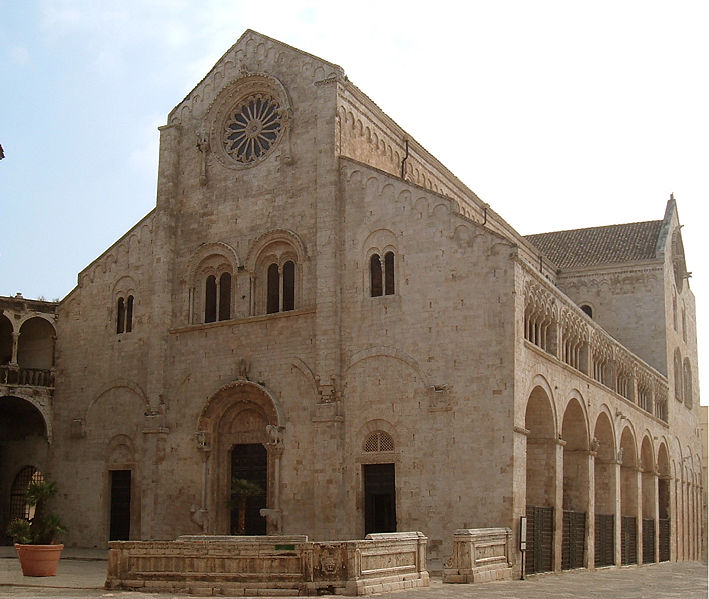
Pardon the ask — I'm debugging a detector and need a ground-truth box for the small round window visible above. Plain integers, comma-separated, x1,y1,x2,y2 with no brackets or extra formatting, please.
223,94,283,165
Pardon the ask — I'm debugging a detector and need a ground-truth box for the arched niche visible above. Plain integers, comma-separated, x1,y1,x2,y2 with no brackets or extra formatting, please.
17,317,56,370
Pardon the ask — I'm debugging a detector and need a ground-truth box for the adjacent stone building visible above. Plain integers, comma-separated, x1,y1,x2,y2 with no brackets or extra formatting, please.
1,31,704,575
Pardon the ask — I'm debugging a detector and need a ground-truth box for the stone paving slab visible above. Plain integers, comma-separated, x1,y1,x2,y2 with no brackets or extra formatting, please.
0,556,706,599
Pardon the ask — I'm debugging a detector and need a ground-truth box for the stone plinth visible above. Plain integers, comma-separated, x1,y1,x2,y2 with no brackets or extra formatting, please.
443,528,513,584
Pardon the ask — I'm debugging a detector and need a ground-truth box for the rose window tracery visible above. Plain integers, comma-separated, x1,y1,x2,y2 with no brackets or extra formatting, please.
223,94,283,164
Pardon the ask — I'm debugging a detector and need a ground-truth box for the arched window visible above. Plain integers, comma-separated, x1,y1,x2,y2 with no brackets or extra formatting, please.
683,359,693,409
580,304,592,318
672,294,678,331
204,272,232,323
116,296,135,333
266,261,295,314
125,296,134,333
267,264,279,314
282,260,295,311
674,350,683,402
205,276,217,323
370,252,395,297
384,252,395,295
116,297,126,334
218,273,231,321
370,255,383,297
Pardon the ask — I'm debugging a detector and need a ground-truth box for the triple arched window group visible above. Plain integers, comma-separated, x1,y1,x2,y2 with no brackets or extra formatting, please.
190,240,397,324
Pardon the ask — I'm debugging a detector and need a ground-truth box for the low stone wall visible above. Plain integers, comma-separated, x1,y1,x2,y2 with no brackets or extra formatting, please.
106,532,428,596
442,528,513,584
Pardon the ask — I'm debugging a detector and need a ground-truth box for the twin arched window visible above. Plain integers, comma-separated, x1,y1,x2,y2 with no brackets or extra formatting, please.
116,296,134,334
266,260,295,314
370,252,395,297
205,272,232,323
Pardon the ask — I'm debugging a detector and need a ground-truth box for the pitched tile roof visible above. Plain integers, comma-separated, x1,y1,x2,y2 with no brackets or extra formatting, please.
524,220,663,269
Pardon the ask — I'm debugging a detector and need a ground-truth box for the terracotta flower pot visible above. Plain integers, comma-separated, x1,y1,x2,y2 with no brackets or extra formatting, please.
14,543,64,576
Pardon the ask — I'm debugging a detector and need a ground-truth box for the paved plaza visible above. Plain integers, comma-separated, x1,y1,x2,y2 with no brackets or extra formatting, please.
0,548,706,599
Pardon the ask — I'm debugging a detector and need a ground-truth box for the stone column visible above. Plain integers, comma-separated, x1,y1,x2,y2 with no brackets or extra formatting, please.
553,438,565,571
10,331,19,365
613,459,622,566
674,474,682,561
586,450,596,569
653,470,660,563
635,468,643,565
141,415,169,540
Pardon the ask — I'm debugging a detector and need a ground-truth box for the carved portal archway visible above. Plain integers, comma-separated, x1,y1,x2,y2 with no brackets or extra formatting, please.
195,381,284,535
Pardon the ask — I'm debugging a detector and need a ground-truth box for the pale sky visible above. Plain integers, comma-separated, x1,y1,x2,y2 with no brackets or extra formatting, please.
1,1,707,403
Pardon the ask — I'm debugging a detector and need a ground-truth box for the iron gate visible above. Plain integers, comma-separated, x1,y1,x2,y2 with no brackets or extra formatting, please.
659,518,670,561
594,513,614,567
562,510,586,570
525,505,553,574
621,516,637,565
642,518,656,563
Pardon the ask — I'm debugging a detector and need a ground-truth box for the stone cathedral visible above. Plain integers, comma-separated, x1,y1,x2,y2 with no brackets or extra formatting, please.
0,30,704,575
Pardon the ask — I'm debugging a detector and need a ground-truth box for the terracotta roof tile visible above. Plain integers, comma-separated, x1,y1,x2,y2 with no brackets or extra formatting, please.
525,220,663,269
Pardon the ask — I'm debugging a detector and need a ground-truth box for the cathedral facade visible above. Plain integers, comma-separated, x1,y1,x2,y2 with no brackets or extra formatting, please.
0,31,704,573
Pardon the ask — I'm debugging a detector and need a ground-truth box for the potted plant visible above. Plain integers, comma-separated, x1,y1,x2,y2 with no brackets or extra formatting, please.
6,479,66,576
230,477,263,535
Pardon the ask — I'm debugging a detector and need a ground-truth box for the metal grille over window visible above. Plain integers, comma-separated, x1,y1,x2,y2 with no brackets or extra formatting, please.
224,94,283,164
364,431,394,452
10,466,44,520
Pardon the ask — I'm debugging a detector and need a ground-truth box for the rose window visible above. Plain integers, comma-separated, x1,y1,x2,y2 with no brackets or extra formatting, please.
223,94,283,164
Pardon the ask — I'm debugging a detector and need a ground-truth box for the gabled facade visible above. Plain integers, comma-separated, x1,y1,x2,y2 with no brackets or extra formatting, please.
1,31,703,573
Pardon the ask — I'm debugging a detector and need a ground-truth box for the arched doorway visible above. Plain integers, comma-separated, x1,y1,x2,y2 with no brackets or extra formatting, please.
593,411,616,567
619,427,638,565
524,385,556,574
197,381,283,536
561,398,589,570
0,396,49,544
657,443,671,561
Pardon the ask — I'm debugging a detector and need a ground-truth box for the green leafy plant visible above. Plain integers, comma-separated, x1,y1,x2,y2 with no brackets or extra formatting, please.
230,477,263,535
6,480,66,545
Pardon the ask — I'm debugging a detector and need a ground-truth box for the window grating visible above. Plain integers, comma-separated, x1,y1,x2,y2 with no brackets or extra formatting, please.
364,431,394,452
9,466,44,521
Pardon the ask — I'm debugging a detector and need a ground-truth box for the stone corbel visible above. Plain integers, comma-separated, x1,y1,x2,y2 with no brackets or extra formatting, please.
70,418,86,439
316,376,339,404
265,424,284,451
190,505,209,532
194,430,211,452
236,357,251,381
